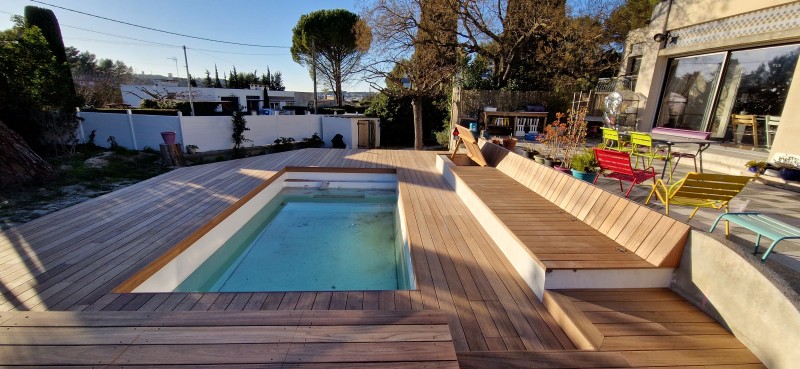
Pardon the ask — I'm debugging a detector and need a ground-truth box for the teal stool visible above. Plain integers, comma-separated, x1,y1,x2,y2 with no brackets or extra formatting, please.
709,212,800,262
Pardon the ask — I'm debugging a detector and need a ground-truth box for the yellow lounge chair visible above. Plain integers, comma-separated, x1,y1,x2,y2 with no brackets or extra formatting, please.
645,172,751,231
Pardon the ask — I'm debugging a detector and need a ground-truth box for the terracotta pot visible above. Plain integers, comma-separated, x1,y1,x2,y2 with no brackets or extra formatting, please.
161,131,176,145
502,137,517,150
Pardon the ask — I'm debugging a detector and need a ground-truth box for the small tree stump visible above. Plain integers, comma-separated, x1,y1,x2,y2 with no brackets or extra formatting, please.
159,144,184,167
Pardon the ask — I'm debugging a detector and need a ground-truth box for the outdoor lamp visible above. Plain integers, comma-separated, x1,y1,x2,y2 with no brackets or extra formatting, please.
653,32,669,42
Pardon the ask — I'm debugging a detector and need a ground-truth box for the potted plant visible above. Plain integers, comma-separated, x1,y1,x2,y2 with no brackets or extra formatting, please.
539,108,588,171
744,160,767,174
520,144,538,159
538,117,561,167
186,144,199,154
570,149,599,182
774,155,800,181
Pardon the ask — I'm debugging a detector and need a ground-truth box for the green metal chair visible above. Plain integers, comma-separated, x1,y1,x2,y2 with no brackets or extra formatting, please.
629,132,669,170
600,127,631,153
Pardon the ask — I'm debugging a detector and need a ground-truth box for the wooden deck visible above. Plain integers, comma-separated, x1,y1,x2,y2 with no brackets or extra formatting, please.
0,148,765,367
541,289,766,368
0,148,571,355
0,309,458,367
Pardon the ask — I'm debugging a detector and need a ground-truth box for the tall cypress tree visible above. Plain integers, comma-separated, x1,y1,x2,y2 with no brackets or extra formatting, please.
24,6,77,107
214,65,222,88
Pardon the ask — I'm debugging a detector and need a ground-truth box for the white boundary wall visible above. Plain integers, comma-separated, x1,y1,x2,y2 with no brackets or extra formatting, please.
77,111,324,151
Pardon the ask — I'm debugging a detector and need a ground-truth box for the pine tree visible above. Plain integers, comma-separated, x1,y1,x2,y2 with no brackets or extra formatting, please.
214,65,222,88
271,71,285,91
203,70,213,87
229,67,239,89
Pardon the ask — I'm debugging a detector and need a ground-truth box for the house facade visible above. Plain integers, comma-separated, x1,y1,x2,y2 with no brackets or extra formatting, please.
120,85,314,114
623,0,800,160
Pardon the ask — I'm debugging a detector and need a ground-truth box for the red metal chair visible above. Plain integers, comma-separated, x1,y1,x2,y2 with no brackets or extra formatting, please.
593,148,657,197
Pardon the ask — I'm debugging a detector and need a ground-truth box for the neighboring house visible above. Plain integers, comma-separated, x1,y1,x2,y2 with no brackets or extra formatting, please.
622,0,800,160
120,85,314,113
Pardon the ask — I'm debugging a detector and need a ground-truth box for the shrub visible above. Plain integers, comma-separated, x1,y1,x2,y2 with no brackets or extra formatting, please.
231,109,252,158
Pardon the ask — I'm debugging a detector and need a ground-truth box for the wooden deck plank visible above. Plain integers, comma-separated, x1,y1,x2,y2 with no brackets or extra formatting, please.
450,166,657,271
457,351,630,369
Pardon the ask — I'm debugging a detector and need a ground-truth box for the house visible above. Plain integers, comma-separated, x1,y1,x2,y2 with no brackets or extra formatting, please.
120,85,314,114
622,0,800,160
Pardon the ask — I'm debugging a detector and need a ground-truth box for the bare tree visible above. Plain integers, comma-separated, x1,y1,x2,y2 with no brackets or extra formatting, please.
362,0,457,150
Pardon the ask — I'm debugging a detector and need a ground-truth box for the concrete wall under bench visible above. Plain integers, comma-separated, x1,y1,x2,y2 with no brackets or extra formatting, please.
672,231,800,369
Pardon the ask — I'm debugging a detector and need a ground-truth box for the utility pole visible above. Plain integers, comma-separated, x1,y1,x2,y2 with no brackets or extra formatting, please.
183,45,195,116
312,39,318,114
167,57,179,79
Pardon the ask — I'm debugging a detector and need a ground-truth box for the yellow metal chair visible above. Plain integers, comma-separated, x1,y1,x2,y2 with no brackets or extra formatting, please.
629,132,668,170
600,127,631,152
645,172,752,232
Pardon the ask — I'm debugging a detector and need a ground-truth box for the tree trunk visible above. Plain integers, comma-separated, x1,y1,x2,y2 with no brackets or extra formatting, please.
0,120,54,190
412,96,424,150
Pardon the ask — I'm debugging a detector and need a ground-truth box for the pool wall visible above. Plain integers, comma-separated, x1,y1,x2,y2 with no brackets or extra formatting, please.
116,167,410,293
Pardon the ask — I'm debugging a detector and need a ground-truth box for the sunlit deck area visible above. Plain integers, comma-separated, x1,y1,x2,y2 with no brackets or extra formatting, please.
0,148,767,367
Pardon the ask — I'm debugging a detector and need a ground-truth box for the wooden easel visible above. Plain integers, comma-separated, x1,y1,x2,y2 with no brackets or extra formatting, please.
451,125,488,167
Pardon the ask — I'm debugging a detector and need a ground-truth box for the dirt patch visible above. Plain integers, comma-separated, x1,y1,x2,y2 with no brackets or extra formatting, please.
1,148,166,230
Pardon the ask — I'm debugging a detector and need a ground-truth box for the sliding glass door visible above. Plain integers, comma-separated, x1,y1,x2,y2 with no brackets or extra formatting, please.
709,44,799,143
655,53,725,131
654,44,799,149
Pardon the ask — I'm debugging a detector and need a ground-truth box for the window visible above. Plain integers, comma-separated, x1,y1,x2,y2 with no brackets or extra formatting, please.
708,44,799,143
654,44,799,149
627,56,642,76
655,53,726,130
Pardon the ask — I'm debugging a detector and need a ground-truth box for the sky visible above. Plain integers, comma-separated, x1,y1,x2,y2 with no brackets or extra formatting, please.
0,0,367,92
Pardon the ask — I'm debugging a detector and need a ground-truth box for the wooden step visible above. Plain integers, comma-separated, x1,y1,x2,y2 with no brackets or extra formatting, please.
0,310,459,368
458,350,630,369
541,289,765,368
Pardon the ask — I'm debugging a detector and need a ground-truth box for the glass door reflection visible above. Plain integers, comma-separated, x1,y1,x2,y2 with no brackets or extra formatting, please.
709,44,799,147
655,53,725,130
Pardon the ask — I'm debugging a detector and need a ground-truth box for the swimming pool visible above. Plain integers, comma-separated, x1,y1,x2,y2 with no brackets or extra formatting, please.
119,168,415,293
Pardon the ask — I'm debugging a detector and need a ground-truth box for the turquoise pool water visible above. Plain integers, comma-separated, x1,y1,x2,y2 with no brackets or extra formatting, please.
174,187,413,292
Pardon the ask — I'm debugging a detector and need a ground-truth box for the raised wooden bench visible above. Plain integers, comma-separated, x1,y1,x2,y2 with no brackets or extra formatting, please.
541,289,765,368
0,310,458,367
710,212,800,262
438,141,690,298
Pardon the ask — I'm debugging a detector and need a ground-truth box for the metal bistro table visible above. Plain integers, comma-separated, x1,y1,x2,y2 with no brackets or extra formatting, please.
649,132,717,180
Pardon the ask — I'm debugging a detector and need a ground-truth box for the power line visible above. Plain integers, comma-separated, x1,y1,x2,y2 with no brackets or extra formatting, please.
31,0,290,49
64,24,288,56
63,25,180,48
